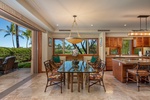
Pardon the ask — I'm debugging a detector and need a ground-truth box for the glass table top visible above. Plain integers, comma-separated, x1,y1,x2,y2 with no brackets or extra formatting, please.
58,61,95,73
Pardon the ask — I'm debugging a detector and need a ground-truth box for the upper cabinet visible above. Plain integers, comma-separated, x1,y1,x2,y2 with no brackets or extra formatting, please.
133,37,150,47
106,36,150,48
133,37,143,47
118,38,122,47
106,37,122,47
113,38,118,47
143,37,149,47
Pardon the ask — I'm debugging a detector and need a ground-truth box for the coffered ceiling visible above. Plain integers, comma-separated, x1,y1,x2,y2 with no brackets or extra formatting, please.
1,0,150,33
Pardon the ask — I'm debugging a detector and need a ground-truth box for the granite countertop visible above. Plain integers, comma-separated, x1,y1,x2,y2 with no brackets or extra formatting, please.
112,58,150,64
106,55,150,58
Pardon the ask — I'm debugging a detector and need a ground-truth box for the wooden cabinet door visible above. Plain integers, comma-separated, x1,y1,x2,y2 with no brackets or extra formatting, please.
109,37,118,47
134,37,143,47
143,37,149,47
106,57,112,70
109,37,114,47
118,38,122,47
137,37,143,47
113,38,118,47
149,37,150,46
106,37,110,47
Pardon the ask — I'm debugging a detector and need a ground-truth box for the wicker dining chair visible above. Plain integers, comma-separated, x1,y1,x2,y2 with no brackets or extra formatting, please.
87,60,106,92
126,62,150,91
52,55,63,68
44,60,65,93
87,55,99,69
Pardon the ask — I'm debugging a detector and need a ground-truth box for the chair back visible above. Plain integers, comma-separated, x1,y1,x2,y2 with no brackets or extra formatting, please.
3,56,15,71
96,60,105,77
52,55,61,63
137,62,150,72
44,60,53,78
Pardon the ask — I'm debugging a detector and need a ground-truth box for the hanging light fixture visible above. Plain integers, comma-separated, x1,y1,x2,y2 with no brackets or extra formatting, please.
128,15,150,36
65,15,83,44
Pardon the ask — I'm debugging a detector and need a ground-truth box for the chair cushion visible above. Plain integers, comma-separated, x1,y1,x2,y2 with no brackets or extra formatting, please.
48,74,61,79
52,69,59,74
128,69,149,76
89,73,102,80
2,56,15,64
53,56,60,63
90,56,97,63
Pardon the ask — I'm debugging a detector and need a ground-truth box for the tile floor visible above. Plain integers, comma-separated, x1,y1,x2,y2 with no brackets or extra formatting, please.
1,69,150,100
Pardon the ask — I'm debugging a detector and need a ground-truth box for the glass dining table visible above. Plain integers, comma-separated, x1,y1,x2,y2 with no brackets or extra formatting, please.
58,61,95,92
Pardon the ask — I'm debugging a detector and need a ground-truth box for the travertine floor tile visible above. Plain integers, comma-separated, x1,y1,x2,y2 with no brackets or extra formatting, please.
1,71,150,100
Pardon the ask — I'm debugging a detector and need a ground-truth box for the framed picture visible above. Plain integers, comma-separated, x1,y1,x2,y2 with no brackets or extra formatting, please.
99,37,102,47
48,37,52,47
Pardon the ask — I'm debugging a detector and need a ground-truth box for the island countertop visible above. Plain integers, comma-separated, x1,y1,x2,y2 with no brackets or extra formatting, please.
106,55,150,58
112,58,150,83
112,58,150,64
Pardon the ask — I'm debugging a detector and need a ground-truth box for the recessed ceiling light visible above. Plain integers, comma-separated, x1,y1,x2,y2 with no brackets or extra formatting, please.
91,24,93,26
124,24,127,26
56,24,59,26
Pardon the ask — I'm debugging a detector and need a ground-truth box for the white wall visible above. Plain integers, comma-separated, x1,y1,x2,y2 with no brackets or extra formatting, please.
42,32,48,71
52,33,99,38
42,32,53,71
48,33,53,60
106,32,128,37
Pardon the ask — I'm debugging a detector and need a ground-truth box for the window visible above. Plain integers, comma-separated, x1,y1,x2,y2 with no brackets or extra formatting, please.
54,39,63,54
121,40,132,54
64,40,74,54
54,38,98,55
88,39,97,54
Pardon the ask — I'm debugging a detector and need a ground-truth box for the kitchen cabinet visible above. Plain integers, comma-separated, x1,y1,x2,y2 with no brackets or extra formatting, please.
109,37,118,47
113,38,118,47
118,38,122,47
106,57,112,70
133,37,143,47
109,38,113,47
143,37,149,47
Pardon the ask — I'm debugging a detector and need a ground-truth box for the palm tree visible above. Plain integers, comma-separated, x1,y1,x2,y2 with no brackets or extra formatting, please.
22,29,32,48
16,24,19,48
15,25,24,48
0,23,16,47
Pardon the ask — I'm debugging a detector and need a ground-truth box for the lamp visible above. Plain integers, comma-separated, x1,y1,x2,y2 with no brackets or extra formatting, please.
65,15,83,44
128,15,150,36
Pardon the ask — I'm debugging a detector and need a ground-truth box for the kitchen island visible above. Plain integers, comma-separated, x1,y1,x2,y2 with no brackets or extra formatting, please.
112,58,150,83
106,55,150,71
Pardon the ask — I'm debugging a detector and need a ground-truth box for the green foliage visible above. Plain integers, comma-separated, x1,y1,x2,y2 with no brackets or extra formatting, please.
54,38,98,55
18,62,31,68
111,49,118,55
0,47,14,57
0,47,31,62
134,48,141,54
55,49,63,54
122,40,130,54
22,29,32,48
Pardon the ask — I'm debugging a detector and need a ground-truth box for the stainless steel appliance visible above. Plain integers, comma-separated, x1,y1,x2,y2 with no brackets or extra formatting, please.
143,47,150,56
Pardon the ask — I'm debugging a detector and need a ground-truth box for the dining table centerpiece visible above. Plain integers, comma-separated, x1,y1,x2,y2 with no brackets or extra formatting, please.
72,48,79,68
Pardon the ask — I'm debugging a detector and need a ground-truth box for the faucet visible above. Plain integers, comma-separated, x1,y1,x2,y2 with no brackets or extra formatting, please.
128,51,130,55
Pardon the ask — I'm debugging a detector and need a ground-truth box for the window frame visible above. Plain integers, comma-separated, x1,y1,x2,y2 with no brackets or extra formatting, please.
53,38,99,56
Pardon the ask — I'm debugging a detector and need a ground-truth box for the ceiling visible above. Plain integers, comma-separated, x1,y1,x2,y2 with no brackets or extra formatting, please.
1,0,150,33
